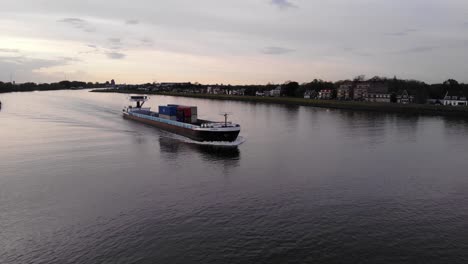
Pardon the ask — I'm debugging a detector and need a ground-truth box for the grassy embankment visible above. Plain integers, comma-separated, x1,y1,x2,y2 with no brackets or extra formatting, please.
91,89,468,117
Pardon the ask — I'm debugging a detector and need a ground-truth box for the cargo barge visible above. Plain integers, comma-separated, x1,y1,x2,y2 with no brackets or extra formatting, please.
123,96,241,142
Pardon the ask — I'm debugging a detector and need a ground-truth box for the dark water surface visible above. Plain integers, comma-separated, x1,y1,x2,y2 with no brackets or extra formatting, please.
1,90,468,264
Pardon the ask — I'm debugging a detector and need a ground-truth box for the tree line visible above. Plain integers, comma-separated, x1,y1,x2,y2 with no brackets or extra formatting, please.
2,77,468,103
0,81,108,93
206,76,468,102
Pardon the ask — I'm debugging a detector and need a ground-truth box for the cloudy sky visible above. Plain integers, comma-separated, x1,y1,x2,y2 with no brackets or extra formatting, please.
1,0,468,84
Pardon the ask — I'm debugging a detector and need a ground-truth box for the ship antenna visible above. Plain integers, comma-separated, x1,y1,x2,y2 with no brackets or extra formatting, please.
219,112,233,127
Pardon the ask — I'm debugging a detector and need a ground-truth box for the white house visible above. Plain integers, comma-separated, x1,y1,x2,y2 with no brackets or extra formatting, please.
397,90,414,104
269,87,281,97
442,91,468,106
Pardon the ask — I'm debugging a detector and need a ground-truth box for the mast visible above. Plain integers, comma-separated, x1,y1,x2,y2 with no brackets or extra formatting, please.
129,95,149,108
219,112,232,127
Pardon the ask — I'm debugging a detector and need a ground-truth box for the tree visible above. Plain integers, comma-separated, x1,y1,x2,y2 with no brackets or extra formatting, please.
281,81,299,97
353,75,366,82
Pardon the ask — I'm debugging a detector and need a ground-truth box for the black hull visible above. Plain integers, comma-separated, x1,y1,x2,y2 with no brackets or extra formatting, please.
124,114,240,142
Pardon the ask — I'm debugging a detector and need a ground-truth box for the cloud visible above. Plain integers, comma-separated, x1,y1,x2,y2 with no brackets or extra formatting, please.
0,56,79,82
108,38,121,44
57,17,96,32
60,56,81,63
387,28,418,37
343,47,373,57
82,43,125,59
261,46,295,55
140,38,154,46
107,38,123,50
106,52,126,59
125,19,139,25
270,0,297,10
0,48,20,53
395,45,439,54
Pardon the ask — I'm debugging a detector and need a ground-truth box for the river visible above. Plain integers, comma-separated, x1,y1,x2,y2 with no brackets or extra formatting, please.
1,90,468,263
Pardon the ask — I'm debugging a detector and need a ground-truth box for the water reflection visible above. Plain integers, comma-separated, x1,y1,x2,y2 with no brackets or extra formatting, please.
333,110,420,145
158,136,240,169
442,117,468,136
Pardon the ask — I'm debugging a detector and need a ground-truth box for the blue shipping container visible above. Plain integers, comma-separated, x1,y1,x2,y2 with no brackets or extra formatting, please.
167,106,177,116
158,106,177,116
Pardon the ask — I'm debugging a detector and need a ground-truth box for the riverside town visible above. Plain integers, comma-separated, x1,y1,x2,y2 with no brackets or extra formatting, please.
2,76,468,117
2,76,467,106
93,76,468,107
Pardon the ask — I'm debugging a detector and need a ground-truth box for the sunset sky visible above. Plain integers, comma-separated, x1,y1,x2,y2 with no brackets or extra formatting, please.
1,0,468,84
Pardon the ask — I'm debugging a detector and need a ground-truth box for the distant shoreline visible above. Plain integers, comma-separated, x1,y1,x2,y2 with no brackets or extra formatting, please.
89,89,468,117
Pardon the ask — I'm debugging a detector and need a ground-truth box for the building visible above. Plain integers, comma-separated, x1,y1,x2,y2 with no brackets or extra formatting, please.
337,83,352,100
232,89,245,96
367,93,391,103
318,89,333,100
255,91,265,96
353,83,370,101
159,82,191,87
304,90,317,99
442,91,468,106
366,82,391,103
353,81,391,103
427,98,443,105
269,87,281,97
397,90,414,104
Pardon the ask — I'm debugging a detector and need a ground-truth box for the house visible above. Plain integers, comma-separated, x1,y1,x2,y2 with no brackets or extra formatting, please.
212,87,225,94
397,90,414,104
269,86,282,97
353,83,370,101
255,91,265,96
337,83,352,100
318,89,333,100
365,82,391,103
367,93,391,103
427,98,443,105
442,91,468,106
232,89,245,96
304,90,317,99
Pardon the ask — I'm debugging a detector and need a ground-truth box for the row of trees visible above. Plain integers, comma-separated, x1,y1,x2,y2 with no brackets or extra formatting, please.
0,81,108,93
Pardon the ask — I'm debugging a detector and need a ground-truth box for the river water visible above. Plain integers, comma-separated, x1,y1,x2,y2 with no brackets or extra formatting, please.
1,90,468,264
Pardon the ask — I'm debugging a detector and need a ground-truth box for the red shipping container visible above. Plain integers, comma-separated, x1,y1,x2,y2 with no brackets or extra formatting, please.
177,106,191,117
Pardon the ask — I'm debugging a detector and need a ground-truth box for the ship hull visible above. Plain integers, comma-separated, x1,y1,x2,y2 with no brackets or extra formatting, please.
123,113,240,142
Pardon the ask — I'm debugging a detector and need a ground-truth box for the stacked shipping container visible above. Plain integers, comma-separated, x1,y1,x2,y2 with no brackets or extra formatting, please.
158,106,177,121
158,105,197,123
